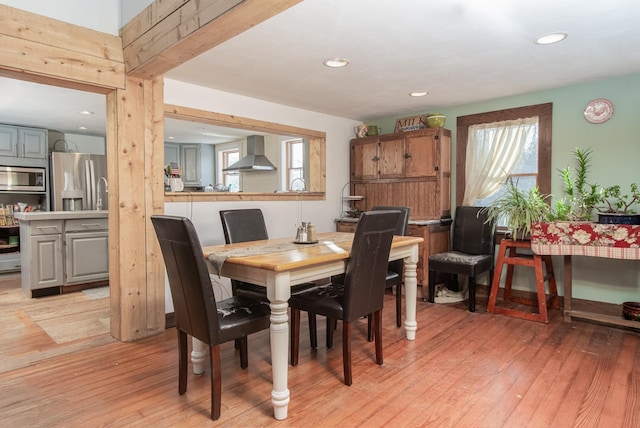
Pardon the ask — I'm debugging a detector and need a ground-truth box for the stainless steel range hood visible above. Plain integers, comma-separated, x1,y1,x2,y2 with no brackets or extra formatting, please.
223,135,277,172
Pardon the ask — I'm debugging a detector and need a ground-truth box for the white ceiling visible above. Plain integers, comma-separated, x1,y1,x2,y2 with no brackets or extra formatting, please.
2,0,640,142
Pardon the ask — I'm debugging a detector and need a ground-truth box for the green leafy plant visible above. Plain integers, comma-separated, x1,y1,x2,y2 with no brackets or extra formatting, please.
482,176,552,240
598,183,640,214
554,147,600,221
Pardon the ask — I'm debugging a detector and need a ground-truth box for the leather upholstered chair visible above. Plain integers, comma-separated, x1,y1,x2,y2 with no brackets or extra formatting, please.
219,208,319,346
289,210,400,385
371,206,410,328
151,215,271,421
331,206,410,343
427,206,496,312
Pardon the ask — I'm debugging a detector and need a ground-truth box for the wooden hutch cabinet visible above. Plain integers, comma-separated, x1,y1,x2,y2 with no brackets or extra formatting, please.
337,127,453,289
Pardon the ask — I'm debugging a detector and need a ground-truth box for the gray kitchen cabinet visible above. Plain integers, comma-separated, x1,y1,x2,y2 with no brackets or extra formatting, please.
164,142,214,188
20,220,64,294
0,124,47,159
16,213,108,296
164,142,180,166
64,218,108,285
180,144,201,186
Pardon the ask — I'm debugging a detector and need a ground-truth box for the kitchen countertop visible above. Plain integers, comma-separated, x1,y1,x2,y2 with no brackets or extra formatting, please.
15,210,108,221
335,217,451,226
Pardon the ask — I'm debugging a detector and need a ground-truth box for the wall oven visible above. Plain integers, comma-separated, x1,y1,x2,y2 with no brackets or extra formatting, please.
0,165,46,192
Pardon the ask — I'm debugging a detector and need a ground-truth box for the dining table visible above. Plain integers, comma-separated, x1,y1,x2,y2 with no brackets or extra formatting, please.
198,231,423,420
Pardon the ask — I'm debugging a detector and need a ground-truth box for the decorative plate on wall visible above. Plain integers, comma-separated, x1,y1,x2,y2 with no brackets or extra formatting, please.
584,98,614,124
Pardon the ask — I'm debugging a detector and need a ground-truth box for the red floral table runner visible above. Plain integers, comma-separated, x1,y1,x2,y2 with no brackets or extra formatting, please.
530,222,640,260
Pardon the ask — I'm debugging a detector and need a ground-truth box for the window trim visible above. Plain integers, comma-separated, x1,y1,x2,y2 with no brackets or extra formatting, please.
285,138,304,190
456,103,553,207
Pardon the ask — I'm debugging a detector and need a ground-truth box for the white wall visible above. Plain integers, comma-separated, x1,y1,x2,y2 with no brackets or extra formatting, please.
0,0,120,35
163,78,359,312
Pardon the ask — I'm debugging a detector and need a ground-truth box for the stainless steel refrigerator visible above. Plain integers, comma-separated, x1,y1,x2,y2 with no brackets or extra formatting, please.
50,152,108,211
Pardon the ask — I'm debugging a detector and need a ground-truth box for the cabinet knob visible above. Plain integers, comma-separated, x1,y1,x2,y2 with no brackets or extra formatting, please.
404,153,411,159
372,156,379,161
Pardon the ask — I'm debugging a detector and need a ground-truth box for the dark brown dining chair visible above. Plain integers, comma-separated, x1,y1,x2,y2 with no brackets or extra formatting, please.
427,206,496,312
219,208,319,346
331,206,410,343
151,215,271,420
289,210,400,385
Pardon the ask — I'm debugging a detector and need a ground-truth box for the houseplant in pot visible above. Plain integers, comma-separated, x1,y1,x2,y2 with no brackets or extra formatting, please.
554,147,600,221
482,175,553,240
597,183,640,224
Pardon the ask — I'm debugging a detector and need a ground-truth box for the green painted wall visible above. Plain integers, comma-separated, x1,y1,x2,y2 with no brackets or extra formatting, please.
372,72,640,304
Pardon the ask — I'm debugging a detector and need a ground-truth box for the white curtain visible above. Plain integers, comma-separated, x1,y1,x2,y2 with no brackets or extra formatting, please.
462,117,538,205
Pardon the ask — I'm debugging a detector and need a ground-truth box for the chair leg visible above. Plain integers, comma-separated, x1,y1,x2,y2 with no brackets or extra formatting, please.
468,276,476,312
210,344,222,421
326,318,335,348
374,310,383,365
395,284,402,327
308,312,317,349
291,309,301,366
428,269,436,303
342,321,352,386
178,329,188,395
367,315,373,342
238,336,248,369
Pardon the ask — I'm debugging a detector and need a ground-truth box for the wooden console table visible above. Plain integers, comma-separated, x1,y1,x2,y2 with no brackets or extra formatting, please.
531,221,640,329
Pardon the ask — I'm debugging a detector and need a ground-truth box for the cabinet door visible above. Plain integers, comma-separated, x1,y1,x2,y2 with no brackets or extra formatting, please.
350,139,379,180
64,231,109,285
405,132,436,178
30,234,64,289
0,125,18,157
378,137,405,179
181,144,201,186
164,143,180,166
19,128,47,158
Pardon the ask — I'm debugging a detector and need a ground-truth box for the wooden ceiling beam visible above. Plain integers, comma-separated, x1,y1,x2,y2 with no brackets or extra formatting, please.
121,0,302,79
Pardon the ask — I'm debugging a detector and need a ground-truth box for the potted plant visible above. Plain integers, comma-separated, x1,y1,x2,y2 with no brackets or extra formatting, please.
554,147,600,221
597,183,640,224
482,175,553,240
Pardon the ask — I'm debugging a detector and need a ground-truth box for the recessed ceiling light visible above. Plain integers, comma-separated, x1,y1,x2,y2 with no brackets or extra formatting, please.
535,32,567,45
78,126,87,130
323,58,350,68
410,91,429,97
79,110,94,115
167,136,175,140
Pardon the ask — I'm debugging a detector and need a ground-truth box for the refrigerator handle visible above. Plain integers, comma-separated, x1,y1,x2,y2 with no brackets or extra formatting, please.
88,159,96,211
84,160,91,210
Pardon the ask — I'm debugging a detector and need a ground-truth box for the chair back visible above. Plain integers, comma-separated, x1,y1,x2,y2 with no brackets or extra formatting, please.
219,209,269,243
452,206,495,256
342,210,400,321
372,206,410,275
371,206,410,236
151,215,220,345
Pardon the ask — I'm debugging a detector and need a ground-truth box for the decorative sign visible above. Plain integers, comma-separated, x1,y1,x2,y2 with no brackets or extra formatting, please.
394,115,428,132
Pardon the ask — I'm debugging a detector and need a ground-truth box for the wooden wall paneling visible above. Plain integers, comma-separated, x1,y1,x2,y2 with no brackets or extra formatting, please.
144,76,167,333
108,76,165,341
308,137,326,193
122,0,302,78
0,4,125,90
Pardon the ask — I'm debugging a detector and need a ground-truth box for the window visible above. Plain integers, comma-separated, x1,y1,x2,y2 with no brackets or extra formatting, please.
456,103,552,227
286,139,305,190
218,148,240,192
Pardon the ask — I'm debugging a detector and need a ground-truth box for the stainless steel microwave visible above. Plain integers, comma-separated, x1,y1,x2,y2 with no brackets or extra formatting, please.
0,165,46,192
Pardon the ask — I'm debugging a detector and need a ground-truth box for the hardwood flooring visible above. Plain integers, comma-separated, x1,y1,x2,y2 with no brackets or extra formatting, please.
1,279,639,427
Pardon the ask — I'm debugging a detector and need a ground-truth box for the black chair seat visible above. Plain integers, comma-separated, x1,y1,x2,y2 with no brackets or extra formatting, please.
215,296,271,340
428,252,494,276
288,284,344,319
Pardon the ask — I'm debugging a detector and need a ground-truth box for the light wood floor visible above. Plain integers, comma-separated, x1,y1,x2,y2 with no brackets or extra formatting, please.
1,279,639,427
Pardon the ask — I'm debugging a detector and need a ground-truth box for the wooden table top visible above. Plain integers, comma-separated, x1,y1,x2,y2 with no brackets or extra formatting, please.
203,232,423,272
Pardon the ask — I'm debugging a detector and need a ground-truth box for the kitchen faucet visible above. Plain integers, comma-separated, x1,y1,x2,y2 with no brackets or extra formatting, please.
97,177,108,211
